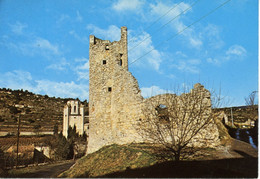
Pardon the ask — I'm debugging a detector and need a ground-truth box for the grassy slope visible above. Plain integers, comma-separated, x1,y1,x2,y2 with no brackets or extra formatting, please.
59,116,231,178
58,141,258,178
58,144,159,178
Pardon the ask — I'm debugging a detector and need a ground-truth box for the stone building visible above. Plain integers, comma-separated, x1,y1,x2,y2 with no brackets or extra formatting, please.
87,26,220,154
63,100,85,138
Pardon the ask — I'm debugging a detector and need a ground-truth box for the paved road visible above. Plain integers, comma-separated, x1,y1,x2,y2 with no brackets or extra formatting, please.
10,160,75,178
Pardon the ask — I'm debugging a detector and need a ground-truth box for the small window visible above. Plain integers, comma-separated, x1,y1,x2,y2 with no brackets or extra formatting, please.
119,59,122,66
103,60,106,64
108,87,112,92
74,106,76,113
105,45,109,50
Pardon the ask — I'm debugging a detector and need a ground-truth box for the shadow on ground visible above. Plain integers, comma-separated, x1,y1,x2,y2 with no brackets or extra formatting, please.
98,157,258,178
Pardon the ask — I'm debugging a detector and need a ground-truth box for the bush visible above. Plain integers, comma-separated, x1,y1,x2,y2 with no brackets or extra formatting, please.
9,106,20,114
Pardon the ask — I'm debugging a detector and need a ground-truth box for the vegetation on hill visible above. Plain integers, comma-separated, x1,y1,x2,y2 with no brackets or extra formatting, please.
213,105,258,124
0,88,88,135
58,144,159,177
58,143,218,178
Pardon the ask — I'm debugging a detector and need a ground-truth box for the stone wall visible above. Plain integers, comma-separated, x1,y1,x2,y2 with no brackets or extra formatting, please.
87,27,220,154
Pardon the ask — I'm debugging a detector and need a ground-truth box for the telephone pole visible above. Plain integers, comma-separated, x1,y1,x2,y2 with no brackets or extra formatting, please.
16,115,21,168
231,107,234,127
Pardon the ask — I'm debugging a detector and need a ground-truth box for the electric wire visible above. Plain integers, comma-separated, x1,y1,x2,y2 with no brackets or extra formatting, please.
128,1,183,44
128,0,201,52
129,0,232,66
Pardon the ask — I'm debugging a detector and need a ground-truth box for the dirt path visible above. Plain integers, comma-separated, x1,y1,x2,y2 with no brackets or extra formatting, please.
8,160,75,178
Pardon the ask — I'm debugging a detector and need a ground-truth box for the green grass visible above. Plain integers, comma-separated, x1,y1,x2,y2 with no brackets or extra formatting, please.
58,143,159,178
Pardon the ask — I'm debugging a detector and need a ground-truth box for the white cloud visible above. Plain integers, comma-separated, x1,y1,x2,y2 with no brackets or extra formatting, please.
149,1,202,49
170,51,201,73
171,59,201,74
207,44,247,66
76,10,83,22
56,14,70,26
112,0,144,12
0,70,88,100
69,30,88,44
0,71,35,92
201,24,224,49
4,37,60,58
47,57,70,71
226,45,247,56
129,31,163,71
35,80,88,100
150,2,190,20
74,57,89,81
206,57,221,66
87,24,121,42
9,21,27,35
33,38,60,55
141,85,172,98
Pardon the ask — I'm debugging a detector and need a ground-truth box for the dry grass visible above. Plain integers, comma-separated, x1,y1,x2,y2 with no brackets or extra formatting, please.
58,143,159,178
58,143,217,178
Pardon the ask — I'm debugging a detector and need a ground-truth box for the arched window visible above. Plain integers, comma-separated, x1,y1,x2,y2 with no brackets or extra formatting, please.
156,104,169,122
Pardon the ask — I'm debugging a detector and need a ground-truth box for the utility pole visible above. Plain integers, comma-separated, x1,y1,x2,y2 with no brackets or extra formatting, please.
16,115,21,168
231,107,234,127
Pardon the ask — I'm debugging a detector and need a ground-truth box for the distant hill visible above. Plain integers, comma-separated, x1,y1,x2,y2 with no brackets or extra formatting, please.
0,88,88,136
213,105,258,123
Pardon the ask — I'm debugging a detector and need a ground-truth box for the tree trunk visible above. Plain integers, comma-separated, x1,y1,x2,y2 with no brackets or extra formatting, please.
174,152,180,161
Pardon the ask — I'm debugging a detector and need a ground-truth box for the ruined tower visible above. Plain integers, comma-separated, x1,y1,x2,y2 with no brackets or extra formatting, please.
87,26,220,154
87,27,144,153
63,100,85,138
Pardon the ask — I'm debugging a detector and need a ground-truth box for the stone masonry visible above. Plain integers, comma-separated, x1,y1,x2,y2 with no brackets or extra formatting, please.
87,27,220,154
63,100,85,138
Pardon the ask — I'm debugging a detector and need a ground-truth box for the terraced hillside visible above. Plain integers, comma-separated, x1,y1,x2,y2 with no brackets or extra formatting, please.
0,88,88,136
213,105,258,127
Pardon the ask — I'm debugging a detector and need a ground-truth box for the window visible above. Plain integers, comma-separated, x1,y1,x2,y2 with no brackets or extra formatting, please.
108,87,112,92
74,106,76,113
119,59,122,66
103,60,106,64
156,104,169,122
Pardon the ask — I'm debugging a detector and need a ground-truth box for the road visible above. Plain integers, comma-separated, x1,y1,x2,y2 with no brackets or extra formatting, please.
8,160,75,178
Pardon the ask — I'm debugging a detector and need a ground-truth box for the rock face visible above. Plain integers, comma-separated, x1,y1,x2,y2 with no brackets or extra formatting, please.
87,27,220,154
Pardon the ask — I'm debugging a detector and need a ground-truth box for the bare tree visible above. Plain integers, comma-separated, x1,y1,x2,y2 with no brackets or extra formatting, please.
245,91,258,106
137,84,217,161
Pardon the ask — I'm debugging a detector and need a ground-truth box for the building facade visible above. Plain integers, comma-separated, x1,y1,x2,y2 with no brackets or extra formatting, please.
63,100,85,138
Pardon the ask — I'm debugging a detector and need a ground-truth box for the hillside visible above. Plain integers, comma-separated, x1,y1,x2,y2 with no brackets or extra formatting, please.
213,105,258,127
58,142,257,178
0,88,88,136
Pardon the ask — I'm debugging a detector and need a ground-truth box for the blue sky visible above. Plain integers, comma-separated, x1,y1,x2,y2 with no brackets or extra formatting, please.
0,0,258,107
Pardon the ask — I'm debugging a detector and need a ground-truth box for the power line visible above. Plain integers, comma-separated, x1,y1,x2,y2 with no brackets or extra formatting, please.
128,1,183,44
129,0,232,66
129,0,201,52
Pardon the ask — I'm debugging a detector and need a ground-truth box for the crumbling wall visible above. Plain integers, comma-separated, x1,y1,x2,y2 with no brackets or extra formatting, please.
143,84,220,148
87,27,220,154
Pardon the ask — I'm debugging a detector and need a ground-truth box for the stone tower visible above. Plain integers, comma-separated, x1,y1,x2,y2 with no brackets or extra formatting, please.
87,27,144,153
87,26,220,154
63,100,85,138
